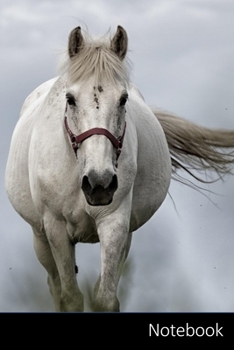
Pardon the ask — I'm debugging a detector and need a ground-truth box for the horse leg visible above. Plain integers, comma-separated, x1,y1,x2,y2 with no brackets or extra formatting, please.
33,229,61,311
93,214,132,312
43,211,84,312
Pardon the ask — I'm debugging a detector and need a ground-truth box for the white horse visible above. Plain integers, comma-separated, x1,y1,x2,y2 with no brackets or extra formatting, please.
5,26,234,312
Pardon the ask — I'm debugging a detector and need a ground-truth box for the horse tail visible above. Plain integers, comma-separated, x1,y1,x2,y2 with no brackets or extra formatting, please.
152,108,234,185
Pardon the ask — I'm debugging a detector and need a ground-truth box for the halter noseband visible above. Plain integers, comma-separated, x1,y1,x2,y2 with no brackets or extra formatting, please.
64,112,126,166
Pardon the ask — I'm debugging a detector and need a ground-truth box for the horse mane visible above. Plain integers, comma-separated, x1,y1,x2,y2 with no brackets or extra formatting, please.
152,108,234,185
59,32,131,86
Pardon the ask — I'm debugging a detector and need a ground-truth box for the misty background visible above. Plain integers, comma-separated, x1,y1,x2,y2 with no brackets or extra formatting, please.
1,0,234,312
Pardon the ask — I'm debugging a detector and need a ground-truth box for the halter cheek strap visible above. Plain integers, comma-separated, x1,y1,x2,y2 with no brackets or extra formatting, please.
64,116,126,165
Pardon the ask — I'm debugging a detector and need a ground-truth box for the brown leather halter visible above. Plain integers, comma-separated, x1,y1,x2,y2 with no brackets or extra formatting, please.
64,113,126,166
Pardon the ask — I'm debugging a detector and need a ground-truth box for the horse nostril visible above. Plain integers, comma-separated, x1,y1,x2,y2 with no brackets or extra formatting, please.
108,174,118,192
81,175,92,193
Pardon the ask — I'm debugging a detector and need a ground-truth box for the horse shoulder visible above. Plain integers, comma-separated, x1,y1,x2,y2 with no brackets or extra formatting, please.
5,77,59,229
19,77,59,118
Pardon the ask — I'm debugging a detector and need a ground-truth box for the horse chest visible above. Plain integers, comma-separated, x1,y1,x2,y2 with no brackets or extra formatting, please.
65,209,99,244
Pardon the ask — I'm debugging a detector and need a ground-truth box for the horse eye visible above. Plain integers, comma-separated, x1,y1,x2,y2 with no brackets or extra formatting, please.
66,93,76,107
119,93,128,107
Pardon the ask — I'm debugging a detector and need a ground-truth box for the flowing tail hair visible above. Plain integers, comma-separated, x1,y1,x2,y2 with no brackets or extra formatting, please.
152,109,234,187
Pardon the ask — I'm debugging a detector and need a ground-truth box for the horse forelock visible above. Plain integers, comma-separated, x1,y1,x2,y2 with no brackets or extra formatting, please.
60,35,131,86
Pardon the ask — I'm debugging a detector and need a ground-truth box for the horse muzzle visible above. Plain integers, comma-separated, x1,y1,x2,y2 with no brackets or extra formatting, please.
81,170,118,206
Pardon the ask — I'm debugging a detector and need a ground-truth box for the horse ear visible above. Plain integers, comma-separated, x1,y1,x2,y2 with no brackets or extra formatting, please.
68,26,84,58
110,25,128,60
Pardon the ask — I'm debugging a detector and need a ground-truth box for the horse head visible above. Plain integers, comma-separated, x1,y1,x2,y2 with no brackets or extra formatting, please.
64,26,129,206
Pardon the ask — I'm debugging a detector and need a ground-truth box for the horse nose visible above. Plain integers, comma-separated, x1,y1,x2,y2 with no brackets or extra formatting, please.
81,170,118,206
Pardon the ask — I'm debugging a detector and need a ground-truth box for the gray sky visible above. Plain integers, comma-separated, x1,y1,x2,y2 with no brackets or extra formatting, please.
1,0,234,312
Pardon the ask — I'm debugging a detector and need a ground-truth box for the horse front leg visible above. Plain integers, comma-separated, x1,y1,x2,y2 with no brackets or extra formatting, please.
43,211,84,312
33,230,61,311
93,212,132,312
